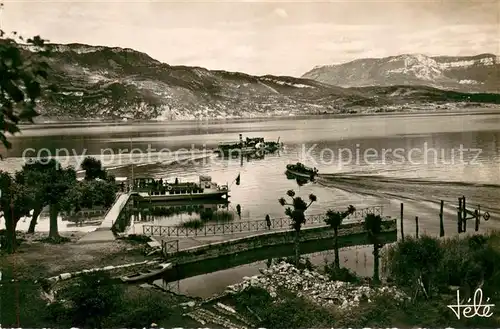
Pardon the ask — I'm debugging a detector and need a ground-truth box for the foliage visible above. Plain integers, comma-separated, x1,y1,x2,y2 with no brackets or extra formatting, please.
0,271,51,327
337,290,500,327
383,235,443,296
232,287,337,328
364,213,383,243
324,205,356,268
80,156,107,180
44,277,181,328
384,233,500,301
324,264,360,283
78,179,117,209
181,218,203,229
324,205,356,229
0,14,54,151
364,213,384,283
0,170,34,252
49,272,123,328
278,190,317,232
107,289,172,328
231,278,500,328
233,286,274,318
180,210,234,228
16,159,59,233
278,190,317,266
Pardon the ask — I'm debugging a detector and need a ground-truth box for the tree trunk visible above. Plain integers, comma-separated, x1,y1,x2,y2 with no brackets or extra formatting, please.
294,230,300,266
373,243,380,283
27,204,43,234
3,214,17,253
334,228,340,269
49,203,60,239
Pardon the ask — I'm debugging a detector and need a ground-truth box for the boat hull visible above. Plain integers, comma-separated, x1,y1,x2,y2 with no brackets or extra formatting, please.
121,263,172,283
134,191,229,202
286,169,316,179
215,147,258,156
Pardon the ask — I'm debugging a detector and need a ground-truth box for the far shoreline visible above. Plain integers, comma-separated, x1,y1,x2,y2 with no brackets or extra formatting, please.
18,105,500,129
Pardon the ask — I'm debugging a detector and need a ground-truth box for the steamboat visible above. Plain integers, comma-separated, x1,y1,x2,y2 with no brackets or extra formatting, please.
131,176,229,201
214,134,283,156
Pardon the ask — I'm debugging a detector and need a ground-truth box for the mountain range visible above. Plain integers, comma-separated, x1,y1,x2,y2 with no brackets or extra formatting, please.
20,43,500,121
302,54,499,93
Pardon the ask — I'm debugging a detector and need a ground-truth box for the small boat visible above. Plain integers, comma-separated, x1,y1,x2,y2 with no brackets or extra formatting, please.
120,263,172,283
286,162,319,180
264,137,283,152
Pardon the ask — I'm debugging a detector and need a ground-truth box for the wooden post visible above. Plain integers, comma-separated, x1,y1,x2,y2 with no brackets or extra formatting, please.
462,196,467,232
475,209,480,232
457,197,462,233
439,200,445,237
400,203,405,241
415,216,419,238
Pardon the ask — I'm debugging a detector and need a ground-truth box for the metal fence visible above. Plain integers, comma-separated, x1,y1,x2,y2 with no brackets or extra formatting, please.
162,239,180,255
143,205,383,237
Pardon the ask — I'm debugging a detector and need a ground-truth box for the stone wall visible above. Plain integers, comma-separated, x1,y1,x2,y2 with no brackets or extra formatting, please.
165,219,397,265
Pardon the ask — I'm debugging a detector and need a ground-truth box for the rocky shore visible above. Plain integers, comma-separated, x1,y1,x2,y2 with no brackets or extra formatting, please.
226,261,408,310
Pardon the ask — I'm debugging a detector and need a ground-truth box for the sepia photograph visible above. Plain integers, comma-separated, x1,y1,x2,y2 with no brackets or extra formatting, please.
0,0,499,327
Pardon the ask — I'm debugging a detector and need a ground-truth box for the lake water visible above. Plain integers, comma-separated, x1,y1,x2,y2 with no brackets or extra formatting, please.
2,110,500,296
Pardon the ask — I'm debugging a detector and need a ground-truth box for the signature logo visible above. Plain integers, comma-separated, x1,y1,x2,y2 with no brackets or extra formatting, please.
447,288,494,319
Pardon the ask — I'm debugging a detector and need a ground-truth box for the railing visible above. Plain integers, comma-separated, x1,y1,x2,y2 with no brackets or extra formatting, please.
59,209,107,218
142,205,383,237
162,240,180,256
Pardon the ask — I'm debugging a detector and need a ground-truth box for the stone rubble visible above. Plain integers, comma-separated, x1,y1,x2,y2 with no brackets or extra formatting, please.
226,261,408,310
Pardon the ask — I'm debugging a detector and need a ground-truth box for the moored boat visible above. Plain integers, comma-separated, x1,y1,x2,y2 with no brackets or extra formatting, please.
120,263,172,283
285,162,319,179
131,176,229,201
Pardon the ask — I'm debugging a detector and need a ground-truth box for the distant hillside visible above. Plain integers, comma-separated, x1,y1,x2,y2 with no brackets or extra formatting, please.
302,54,500,94
17,44,500,121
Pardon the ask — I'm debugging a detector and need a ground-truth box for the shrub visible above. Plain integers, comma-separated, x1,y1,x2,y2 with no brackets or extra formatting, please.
384,235,443,295
108,290,173,328
324,264,360,283
261,291,337,328
180,219,203,229
232,287,337,328
53,272,124,328
233,286,274,319
384,233,500,300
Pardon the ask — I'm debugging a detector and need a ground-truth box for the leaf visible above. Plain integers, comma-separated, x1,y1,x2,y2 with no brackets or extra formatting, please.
34,68,48,79
25,80,42,99
3,81,24,103
3,121,21,134
0,134,12,149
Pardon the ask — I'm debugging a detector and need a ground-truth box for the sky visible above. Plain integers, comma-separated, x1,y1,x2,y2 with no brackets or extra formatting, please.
1,0,499,77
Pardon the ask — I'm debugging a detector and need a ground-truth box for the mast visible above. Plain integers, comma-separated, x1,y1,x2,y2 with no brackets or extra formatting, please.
130,138,134,191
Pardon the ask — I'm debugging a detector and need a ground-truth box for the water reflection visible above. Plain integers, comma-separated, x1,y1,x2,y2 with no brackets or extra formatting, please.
216,149,280,166
128,198,233,227
285,171,311,186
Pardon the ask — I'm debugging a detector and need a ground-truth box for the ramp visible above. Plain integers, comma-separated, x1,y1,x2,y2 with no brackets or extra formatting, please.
77,193,132,243
99,193,132,229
